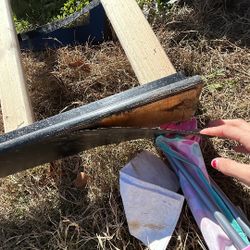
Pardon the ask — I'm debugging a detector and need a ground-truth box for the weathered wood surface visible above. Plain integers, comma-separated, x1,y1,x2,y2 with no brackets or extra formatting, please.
99,85,203,127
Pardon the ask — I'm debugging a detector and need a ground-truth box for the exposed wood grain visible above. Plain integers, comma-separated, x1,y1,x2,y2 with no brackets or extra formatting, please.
0,0,34,132
99,84,203,127
101,0,176,84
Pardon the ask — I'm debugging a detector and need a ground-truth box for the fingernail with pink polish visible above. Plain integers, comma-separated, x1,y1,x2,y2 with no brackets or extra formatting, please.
211,159,217,168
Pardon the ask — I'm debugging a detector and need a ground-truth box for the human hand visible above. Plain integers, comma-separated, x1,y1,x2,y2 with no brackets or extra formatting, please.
200,119,250,186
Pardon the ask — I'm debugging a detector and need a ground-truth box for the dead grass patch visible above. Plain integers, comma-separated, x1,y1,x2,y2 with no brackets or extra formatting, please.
21,43,138,121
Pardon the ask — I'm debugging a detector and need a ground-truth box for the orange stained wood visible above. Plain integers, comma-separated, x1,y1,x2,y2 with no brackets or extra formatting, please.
99,84,203,128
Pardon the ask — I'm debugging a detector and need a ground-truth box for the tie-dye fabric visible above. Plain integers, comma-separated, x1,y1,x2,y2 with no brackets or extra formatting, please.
155,119,249,250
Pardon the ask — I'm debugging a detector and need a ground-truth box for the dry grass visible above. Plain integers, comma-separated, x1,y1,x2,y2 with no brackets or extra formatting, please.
21,43,138,120
0,1,250,249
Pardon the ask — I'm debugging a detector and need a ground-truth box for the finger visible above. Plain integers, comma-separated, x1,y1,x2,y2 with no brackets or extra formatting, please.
207,119,250,131
200,125,246,142
201,125,250,151
233,145,250,154
211,158,250,186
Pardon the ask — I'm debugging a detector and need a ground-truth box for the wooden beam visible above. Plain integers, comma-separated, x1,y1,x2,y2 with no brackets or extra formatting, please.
99,85,202,127
101,0,176,84
0,76,202,177
0,0,34,132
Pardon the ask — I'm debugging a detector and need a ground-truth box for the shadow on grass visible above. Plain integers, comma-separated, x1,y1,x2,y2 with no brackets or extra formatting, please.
0,153,141,249
163,0,250,47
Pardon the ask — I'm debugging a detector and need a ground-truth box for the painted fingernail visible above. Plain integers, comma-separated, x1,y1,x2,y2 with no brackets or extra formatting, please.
211,159,217,168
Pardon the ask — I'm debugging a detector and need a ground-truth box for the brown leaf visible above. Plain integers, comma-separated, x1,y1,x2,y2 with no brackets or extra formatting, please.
68,60,91,73
74,172,89,188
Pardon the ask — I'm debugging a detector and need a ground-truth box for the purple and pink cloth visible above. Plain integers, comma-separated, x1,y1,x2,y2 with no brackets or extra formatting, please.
156,118,249,250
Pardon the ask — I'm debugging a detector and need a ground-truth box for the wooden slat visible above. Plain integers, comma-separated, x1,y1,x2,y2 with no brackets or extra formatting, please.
101,0,176,84
100,0,202,126
0,0,34,132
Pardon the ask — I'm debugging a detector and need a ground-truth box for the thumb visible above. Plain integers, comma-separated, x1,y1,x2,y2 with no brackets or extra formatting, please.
211,158,250,186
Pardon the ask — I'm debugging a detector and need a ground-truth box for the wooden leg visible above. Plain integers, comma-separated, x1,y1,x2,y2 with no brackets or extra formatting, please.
0,0,34,132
